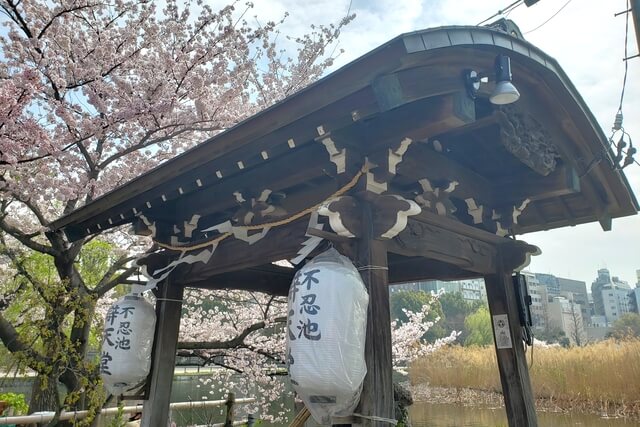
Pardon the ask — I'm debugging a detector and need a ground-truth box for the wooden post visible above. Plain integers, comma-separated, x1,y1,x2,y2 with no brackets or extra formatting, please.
631,0,640,58
289,406,311,427
141,281,184,427
484,256,538,427
355,201,394,427
224,392,236,427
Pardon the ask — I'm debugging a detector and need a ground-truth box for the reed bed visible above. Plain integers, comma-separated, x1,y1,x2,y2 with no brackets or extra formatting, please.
409,339,640,417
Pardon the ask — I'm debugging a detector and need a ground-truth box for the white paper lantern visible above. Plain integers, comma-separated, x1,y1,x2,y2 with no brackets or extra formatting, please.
287,248,369,425
100,294,156,395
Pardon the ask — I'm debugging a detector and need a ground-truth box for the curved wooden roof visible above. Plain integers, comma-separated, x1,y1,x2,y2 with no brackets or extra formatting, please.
51,24,638,244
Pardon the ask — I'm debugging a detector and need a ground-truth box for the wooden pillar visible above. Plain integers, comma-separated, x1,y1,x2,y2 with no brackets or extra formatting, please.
355,202,394,427
141,280,184,427
484,257,538,427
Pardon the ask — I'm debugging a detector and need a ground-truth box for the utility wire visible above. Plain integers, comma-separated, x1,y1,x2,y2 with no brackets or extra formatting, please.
524,0,574,34
477,0,523,26
608,0,638,170
618,0,630,112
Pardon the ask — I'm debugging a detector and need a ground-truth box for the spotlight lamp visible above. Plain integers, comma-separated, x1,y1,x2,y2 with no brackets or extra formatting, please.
464,54,521,105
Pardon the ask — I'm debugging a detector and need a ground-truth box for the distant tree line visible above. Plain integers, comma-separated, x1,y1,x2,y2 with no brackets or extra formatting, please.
390,290,491,346
390,290,640,349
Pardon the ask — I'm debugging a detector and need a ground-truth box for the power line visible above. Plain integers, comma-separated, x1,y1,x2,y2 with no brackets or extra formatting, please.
608,0,638,170
477,0,524,26
618,0,631,112
524,0,574,34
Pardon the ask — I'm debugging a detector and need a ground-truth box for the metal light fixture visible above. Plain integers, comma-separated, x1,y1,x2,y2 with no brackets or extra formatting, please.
490,55,520,105
465,54,520,105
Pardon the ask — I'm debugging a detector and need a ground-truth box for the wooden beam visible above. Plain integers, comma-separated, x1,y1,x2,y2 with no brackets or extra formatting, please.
399,133,582,208
387,255,480,283
410,209,507,245
484,258,538,427
172,143,339,221
332,92,476,156
493,164,580,203
186,265,296,296
141,281,184,427
396,142,494,205
387,218,497,275
171,218,309,284
354,202,394,427
371,66,463,112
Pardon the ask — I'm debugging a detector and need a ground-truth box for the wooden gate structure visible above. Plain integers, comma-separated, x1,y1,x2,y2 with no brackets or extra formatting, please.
51,24,638,427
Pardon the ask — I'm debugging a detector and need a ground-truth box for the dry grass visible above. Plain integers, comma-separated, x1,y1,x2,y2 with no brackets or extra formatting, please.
409,339,640,417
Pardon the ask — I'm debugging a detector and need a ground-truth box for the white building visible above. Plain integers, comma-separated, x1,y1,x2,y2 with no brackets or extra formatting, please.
522,272,548,331
391,279,485,302
601,285,632,323
548,296,586,346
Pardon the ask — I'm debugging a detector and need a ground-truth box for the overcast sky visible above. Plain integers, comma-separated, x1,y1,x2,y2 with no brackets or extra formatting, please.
245,0,640,286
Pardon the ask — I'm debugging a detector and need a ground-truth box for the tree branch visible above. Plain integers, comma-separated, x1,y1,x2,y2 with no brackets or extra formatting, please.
37,3,99,40
97,122,222,169
177,316,286,350
0,243,50,302
0,217,56,255
0,312,47,368
93,264,136,296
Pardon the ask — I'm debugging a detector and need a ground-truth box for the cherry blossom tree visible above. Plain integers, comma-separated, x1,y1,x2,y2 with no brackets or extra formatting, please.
172,287,457,422
0,0,351,421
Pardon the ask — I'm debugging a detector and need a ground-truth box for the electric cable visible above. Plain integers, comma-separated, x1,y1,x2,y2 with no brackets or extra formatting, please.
618,0,631,112
524,0,574,34
607,0,638,170
477,0,523,26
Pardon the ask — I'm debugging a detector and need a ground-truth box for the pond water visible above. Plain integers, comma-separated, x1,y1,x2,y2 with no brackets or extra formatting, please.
3,374,639,426
409,402,640,427
170,374,640,427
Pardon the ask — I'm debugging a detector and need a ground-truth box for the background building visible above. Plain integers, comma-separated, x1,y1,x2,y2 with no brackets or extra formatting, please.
390,279,485,302
557,278,590,326
522,271,548,330
591,268,630,319
547,296,586,346
535,273,560,297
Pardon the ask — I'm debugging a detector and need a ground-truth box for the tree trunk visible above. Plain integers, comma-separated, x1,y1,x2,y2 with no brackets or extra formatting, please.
29,373,60,415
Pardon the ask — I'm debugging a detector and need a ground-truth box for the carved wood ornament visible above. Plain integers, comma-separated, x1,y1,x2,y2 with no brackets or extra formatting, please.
318,195,421,240
500,105,560,176
464,197,531,237
415,178,459,217
231,189,287,226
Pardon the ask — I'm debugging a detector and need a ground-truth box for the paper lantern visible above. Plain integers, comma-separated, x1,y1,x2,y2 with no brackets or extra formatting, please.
99,294,156,395
287,248,369,424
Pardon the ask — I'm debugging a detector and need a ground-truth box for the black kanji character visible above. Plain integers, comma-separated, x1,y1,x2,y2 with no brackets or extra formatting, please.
287,309,296,341
117,321,132,336
103,327,115,347
100,351,113,375
120,306,135,319
289,274,301,304
105,305,120,326
297,318,321,340
300,269,321,290
115,336,131,350
299,293,320,315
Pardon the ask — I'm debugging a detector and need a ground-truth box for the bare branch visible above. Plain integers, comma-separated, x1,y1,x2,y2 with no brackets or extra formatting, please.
177,316,286,350
97,123,223,169
37,3,100,40
93,264,136,296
